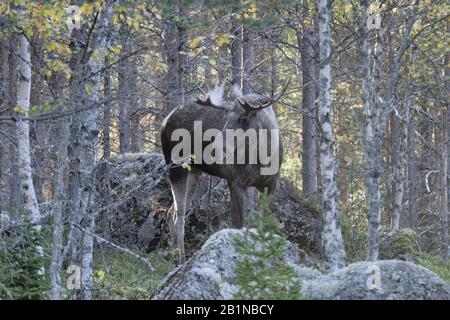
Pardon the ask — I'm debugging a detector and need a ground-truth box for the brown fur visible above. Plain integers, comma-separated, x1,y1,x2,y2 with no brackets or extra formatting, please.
161,99,282,264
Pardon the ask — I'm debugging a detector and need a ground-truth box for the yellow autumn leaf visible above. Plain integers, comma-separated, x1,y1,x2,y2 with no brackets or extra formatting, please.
216,33,229,47
181,162,191,172
111,46,122,55
80,3,94,16
91,51,100,62
248,2,257,14
189,37,201,49
344,3,352,14
65,68,72,80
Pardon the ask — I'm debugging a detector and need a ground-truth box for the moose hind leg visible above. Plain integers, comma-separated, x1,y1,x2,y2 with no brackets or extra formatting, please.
168,166,189,264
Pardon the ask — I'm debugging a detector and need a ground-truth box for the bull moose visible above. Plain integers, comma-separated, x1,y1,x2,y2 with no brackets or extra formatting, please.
160,79,288,264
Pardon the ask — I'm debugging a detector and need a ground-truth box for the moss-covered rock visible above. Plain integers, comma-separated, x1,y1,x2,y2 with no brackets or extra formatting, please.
380,228,421,261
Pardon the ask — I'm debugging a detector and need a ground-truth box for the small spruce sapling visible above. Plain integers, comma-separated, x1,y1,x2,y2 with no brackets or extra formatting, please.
233,191,302,299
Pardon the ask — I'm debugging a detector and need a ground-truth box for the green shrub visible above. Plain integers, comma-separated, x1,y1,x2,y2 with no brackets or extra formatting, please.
380,228,421,261
0,222,49,299
233,192,302,300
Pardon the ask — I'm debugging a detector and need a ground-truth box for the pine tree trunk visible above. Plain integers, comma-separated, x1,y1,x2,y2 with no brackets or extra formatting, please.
118,40,131,154
103,60,112,159
7,34,21,214
299,25,318,197
407,110,419,229
441,37,449,258
390,113,404,232
441,106,449,259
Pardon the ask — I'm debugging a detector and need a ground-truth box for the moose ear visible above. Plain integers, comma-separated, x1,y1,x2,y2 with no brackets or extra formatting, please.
229,83,243,100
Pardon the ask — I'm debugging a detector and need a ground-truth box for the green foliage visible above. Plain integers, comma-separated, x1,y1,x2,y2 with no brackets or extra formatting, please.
233,192,301,300
341,212,368,262
0,223,50,299
418,253,450,284
380,228,421,261
91,251,174,300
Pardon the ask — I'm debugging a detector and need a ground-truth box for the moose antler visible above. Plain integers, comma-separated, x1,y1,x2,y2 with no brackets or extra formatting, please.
196,80,234,111
238,77,291,113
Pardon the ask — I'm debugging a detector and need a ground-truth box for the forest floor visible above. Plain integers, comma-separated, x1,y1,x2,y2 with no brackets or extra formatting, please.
90,249,450,300
92,249,174,300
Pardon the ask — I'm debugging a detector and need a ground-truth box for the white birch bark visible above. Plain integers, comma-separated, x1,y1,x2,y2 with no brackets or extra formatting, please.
360,0,382,261
50,119,69,300
360,0,420,260
15,21,44,274
318,0,346,270
79,2,114,300
16,32,41,227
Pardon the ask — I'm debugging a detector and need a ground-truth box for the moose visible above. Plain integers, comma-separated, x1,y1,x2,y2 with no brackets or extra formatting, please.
160,79,288,264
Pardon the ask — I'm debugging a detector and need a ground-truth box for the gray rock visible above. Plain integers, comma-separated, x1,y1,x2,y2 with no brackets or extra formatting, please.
302,260,450,300
151,228,321,300
94,152,322,257
152,229,450,300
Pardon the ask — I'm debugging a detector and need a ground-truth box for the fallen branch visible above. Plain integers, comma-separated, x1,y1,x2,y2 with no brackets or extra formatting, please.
71,223,156,273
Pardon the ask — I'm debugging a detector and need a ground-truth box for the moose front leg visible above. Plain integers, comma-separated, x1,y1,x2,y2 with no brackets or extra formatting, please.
228,182,246,228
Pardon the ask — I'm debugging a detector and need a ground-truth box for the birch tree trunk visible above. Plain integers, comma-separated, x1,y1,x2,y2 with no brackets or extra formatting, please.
50,119,69,300
65,1,114,299
15,22,43,269
16,32,41,228
79,2,114,300
318,0,346,270
360,0,382,261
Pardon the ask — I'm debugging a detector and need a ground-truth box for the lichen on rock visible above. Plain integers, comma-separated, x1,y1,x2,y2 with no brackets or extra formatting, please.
151,229,450,300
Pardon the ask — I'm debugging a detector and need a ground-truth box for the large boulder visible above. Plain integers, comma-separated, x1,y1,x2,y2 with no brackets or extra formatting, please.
151,229,321,300
95,153,322,256
95,153,171,250
152,229,450,300
303,260,450,300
